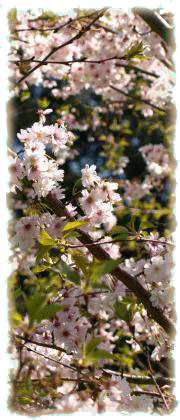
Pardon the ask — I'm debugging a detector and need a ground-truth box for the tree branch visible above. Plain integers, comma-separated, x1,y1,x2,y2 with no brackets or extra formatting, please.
42,193,176,337
14,334,72,355
102,369,175,386
11,57,159,80
110,84,166,112
15,8,108,86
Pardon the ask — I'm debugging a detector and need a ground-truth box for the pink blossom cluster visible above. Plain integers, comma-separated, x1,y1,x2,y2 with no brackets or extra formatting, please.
10,116,76,200
79,164,121,231
9,8,174,114
9,117,174,413
140,143,170,179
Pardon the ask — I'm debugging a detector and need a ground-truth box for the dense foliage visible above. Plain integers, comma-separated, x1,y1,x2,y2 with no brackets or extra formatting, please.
7,7,176,414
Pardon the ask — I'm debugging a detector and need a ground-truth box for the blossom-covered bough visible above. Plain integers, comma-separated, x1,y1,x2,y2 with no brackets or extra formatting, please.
8,7,176,415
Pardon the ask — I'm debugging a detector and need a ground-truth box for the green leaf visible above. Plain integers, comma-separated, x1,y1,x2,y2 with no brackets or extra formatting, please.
125,41,144,59
39,229,57,246
20,90,31,102
63,220,87,231
33,263,50,273
82,337,115,366
36,243,52,263
85,349,114,365
111,226,130,239
139,221,155,230
25,294,47,324
114,300,134,322
71,251,91,277
91,281,110,290
90,258,121,282
34,303,63,323
58,260,81,285
64,231,81,239
11,311,23,326
23,293,63,324
154,208,170,219
111,226,129,234
85,337,104,354
90,349,114,360
37,97,50,110
131,54,150,61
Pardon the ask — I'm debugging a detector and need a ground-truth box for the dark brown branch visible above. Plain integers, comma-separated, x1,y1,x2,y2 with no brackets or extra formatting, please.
42,193,176,337
67,237,174,248
102,369,175,386
131,390,163,398
110,84,166,112
12,18,72,33
24,345,77,371
14,334,72,355
115,62,159,78
11,57,159,80
93,22,120,34
12,10,101,34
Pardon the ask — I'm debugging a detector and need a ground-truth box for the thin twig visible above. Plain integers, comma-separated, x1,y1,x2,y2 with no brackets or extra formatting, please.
15,8,108,86
147,352,169,411
24,345,77,371
14,334,72,355
131,390,162,398
115,62,159,78
102,368,175,386
110,84,166,112
67,237,174,248
11,57,159,80
12,18,71,33
93,22,121,34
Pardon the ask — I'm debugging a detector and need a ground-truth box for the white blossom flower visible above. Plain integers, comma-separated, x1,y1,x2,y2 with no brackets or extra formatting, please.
140,144,169,179
24,154,48,181
144,255,168,284
145,232,166,256
81,164,100,188
65,203,77,217
9,157,25,190
96,179,121,203
79,188,99,213
50,187,65,201
121,257,146,276
109,375,131,400
24,139,46,156
45,215,66,238
46,160,64,182
13,216,40,251
37,108,53,124
100,236,121,259
49,123,70,155
90,201,114,225
150,286,171,309
33,175,57,197
53,321,78,350
124,176,151,202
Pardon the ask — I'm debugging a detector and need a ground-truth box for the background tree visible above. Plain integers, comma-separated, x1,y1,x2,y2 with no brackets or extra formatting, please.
7,6,176,415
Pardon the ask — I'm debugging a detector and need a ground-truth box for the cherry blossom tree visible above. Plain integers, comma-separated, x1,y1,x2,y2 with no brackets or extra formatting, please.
7,6,176,415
